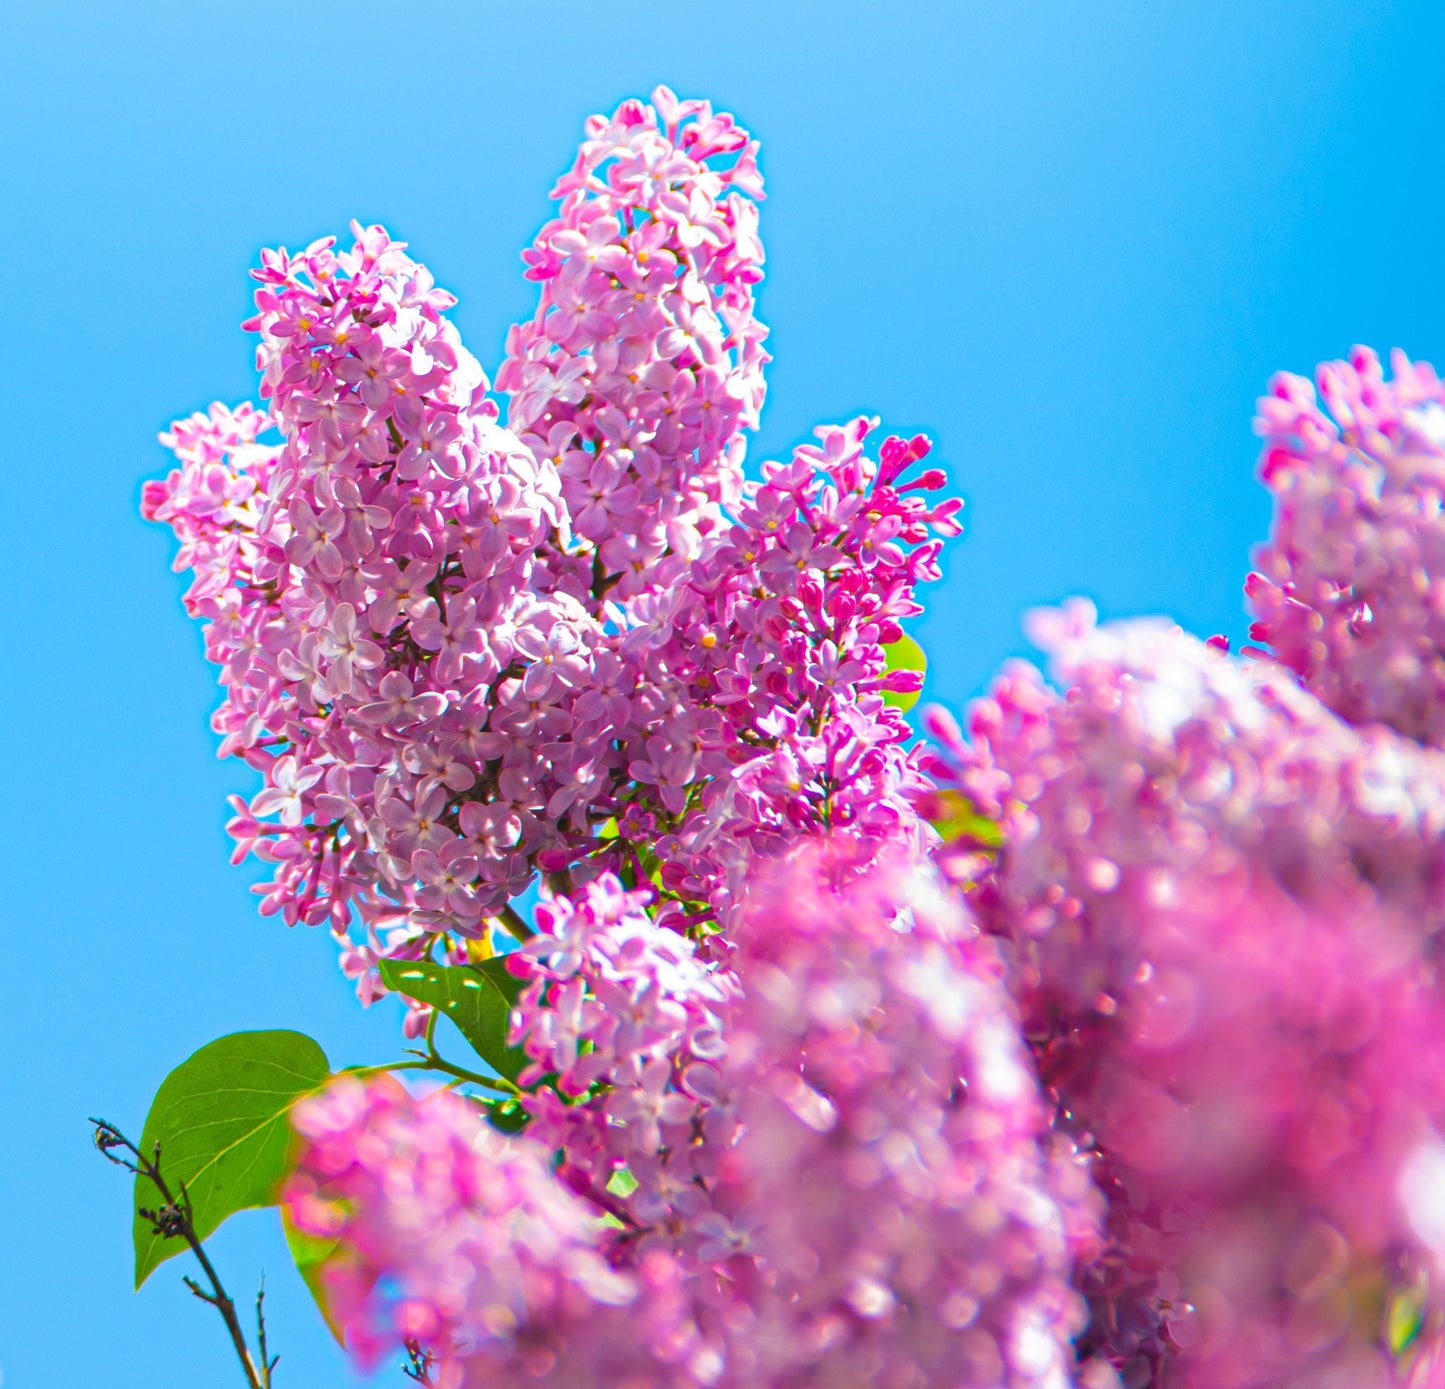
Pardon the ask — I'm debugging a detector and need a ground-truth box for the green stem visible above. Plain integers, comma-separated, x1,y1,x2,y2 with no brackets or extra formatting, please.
422,1053,520,1094
498,903,535,941
346,1056,520,1096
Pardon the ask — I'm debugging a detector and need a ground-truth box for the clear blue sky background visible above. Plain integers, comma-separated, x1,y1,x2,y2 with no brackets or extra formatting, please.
4,2,1444,1385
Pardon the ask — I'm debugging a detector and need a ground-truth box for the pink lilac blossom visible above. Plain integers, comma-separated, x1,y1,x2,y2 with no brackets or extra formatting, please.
1248,346,1445,747
507,874,741,1302
710,840,1095,1389
924,605,1445,1386
146,94,962,1014
498,85,769,604
145,225,628,1014
283,1075,713,1388
574,421,962,929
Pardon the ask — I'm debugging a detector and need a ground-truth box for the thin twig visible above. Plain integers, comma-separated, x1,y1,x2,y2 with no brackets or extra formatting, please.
257,1277,279,1386
421,1051,521,1094
350,1056,520,1095
402,1340,436,1383
90,1119,267,1389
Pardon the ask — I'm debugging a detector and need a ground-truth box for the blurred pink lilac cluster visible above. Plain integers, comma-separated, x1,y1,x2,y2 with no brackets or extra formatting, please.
711,841,1091,1388
926,349,1445,1383
149,87,1445,1388
284,1075,707,1386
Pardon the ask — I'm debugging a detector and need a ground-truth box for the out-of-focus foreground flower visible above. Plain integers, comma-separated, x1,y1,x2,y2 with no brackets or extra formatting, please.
927,539,1445,1384
286,845,1092,1388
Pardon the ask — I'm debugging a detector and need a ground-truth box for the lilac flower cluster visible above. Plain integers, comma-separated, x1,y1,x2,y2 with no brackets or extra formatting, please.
577,420,960,925
928,600,1445,969
145,226,604,978
508,874,739,1281
283,1076,710,1388
926,601,1445,1385
498,86,768,602
146,91,958,1003
1249,346,1445,746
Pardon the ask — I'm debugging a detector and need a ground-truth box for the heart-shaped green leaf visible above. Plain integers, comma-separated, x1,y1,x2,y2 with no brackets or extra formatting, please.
882,632,927,711
133,1029,330,1287
379,957,526,1081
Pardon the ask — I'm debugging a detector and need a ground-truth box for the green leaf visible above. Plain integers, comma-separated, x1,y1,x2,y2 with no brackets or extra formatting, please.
1389,1285,1425,1356
925,788,1004,851
133,1030,330,1288
482,1096,531,1134
379,957,527,1082
281,1205,345,1345
882,633,927,711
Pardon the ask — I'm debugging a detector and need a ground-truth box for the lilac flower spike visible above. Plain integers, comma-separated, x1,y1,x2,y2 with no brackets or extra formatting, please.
500,86,768,603
1250,346,1445,747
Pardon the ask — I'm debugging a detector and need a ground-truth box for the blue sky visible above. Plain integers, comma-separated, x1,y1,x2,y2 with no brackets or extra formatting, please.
4,2,1444,1384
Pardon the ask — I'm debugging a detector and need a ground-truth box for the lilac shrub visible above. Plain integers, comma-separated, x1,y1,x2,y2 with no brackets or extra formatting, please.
130,85,1445,1389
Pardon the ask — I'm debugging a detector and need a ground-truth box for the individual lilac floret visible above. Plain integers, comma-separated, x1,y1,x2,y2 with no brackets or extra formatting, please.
711,839,1093,1389
925,605,1445,1386
1248,346,1445,747
499,86,768,601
